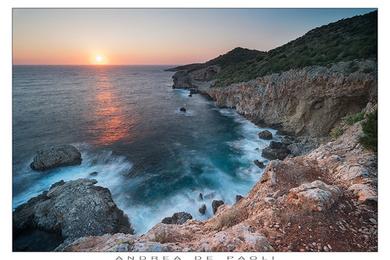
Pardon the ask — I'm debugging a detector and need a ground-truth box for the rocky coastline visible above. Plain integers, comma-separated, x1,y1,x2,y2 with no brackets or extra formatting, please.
13,11,378,252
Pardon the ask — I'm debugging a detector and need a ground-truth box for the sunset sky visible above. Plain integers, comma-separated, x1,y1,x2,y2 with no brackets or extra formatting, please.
13,8,375,65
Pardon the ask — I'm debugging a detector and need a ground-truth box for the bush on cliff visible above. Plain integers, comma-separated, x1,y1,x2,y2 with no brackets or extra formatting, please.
344,111,365,125
359,110,377,152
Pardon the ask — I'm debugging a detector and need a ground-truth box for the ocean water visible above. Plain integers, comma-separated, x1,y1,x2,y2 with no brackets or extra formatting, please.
13,65,276,234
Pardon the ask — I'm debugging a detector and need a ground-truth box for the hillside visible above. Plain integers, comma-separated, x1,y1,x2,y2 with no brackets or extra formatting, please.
170,11,377,87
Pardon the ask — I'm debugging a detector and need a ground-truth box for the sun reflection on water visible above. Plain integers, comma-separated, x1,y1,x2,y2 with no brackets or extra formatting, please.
89,69,138,145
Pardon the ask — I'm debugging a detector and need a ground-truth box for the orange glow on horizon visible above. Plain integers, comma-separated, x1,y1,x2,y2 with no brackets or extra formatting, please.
90,53,109,65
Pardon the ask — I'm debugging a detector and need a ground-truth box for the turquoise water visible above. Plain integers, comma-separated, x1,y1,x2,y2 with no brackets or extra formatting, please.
13,65,276,233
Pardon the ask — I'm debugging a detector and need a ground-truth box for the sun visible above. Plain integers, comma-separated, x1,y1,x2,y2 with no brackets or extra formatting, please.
91,54,108,65
95,55,103,63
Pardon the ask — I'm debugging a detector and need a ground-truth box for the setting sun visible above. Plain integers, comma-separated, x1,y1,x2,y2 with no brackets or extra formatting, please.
91,54,107,65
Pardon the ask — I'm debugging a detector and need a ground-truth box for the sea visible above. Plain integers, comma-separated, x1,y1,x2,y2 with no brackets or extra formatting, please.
12,65,276,234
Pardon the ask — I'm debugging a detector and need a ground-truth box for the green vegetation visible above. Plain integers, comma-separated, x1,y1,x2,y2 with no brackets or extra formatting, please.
344,111,365,125
171,11,377,87
213,11,377,87
359,110,377,152
330,127,344,140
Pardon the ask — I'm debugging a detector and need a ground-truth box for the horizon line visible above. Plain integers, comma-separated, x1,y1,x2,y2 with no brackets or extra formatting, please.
12,64,183,66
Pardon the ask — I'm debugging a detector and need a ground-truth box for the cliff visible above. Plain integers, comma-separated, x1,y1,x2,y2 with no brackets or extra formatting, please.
169,11,377,137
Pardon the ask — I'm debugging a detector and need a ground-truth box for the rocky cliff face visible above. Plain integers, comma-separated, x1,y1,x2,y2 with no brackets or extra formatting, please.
57,111,377,251
173,60,377,137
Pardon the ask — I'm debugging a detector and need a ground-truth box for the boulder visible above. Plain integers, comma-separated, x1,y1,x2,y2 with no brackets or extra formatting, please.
30,145,82,171
212,200,224,214
199,204,207,215
261,141,290,160
258,130,273,140
254,160,266,169
13,178,133,251
180,107,186,112
89,171,98,176
161,212,192,225
287,180,341,212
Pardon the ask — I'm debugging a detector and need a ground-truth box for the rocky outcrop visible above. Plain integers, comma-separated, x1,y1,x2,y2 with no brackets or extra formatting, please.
212,200,224,214
30,145,82,171
262,141,291,160
287,180,341,212
59,116,377,252
174,60,377,137
199,204,207,215
13,179,133,251
161,212,193,225
254,160,266,169
258,130,273,140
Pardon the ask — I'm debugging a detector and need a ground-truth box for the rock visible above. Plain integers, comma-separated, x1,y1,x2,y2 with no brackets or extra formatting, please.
263,197,275,204
287,180,341,211
199,193,203,200
261,141,291,160
199,204,206,215
161,212,192,225
30,145,82,171
180,107,186,112
212,200,224,214
258,130,273,140
89,171,98,176
369,218,377,225
348,183,377,204
13,179,133,251
206,60,377,137
235,195,244,203
188,93,192,97
254,160,266,168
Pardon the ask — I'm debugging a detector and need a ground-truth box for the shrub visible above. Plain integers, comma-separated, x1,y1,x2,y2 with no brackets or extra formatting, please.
359,110,377,152
330,127,344,139
344,111,365,125
214,208,242,230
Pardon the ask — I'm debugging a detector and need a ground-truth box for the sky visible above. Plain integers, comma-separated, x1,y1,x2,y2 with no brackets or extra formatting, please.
13,8,375,65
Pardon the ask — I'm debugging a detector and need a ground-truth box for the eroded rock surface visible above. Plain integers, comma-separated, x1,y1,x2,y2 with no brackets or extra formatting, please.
30,144,82,171
13,179,133,251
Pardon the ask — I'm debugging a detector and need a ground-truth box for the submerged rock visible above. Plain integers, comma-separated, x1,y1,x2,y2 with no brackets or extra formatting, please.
199,204,207,215
161,212,192,225
89,171,98,176
30,144,82,171
258,130,273,140
261,141,291,160
254,160,266,169
212,200,224,214
13,178,133,251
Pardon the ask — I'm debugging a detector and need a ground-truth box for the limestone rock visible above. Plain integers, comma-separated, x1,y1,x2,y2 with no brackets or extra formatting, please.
30,144,82,171
13,179,133,251
287,180,341,211
262,141,291,160
161,212,192,225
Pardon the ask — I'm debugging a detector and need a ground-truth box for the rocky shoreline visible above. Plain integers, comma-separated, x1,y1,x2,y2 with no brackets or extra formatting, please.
13,69,377,252
54,108,377,252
